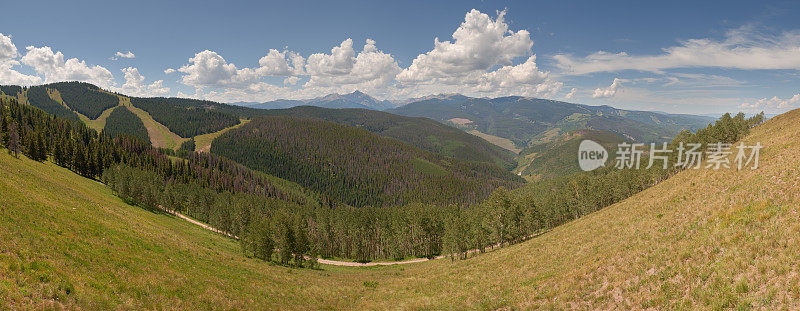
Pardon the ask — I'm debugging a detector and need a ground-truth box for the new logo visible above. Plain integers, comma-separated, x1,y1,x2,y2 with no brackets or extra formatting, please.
578,140,608,171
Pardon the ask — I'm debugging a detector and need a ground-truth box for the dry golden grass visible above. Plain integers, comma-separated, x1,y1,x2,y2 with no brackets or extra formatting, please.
467,129,521,153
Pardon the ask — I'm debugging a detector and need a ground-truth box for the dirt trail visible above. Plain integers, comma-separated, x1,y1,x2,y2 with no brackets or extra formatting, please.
163,207,546,266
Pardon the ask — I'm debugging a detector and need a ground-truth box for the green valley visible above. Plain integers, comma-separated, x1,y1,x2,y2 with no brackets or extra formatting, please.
2,3,794,309
1,91,793,310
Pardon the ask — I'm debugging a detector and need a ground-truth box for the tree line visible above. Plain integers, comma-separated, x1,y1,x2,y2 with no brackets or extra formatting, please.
20,85,81,122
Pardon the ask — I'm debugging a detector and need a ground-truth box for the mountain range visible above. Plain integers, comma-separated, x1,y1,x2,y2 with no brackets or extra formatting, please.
242,91,714,157
387,95,714,150
247,90,397,110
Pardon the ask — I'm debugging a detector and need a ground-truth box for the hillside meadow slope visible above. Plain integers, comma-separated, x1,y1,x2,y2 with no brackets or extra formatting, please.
1,108,799,309
0,150,396,309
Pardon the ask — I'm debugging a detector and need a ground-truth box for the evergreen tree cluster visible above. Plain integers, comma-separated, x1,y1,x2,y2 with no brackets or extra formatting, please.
48,82,119,119
212,115,520,208
131,97,241,137
260,106,520,171
176,138,196,158
0,85,23,98
102,164,450,262
103,106,150,142
23,86,81,121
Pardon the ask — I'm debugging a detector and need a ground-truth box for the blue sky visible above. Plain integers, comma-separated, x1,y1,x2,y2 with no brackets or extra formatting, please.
0,0,798,114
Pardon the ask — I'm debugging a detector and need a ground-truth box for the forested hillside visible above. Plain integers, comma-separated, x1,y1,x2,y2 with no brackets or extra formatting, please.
3,85,80,121
0,85,23,99
0,96,500,262
48,82,119,119
0,96,318,216
516,129,626,181
212,115,520,208
130,97,241,137
102,106,150,142
258,106,517,170
389,95,713,149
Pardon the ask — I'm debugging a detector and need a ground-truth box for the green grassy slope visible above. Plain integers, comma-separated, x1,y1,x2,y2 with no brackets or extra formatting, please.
0,150,394,309
2,107,799,309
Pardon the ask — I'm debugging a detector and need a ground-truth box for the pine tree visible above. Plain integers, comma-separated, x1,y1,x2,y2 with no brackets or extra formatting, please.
28,131,40,161
7,121,21,158
276,220,295,266
53,138,63,165
73,142,86,176
0,101,7,147
38,132,48,161
294,217,309,267
241,219,274,261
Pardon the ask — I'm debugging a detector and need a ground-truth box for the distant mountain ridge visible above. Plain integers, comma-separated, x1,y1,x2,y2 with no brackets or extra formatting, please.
245,91,713,153
248,90,397,110
387,95,714,150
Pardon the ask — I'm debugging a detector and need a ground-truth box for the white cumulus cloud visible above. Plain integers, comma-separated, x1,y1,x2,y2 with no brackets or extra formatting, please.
592,78,623,98
117,67,169,97
395,9,559,98
398,9,532,83
283,76,300,85
304,39,401,92
20,46,115,88
176,50,259,89
740,93,800,111
258,49,305,76
0,33,42,86
111,51,135,60
564,88,577,99
305,39,357,77
0,33,19,61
